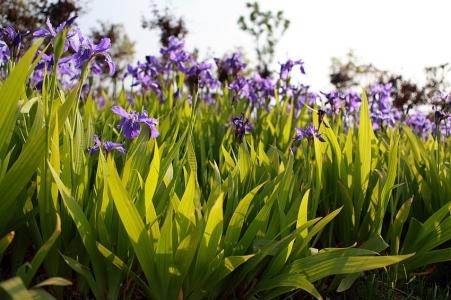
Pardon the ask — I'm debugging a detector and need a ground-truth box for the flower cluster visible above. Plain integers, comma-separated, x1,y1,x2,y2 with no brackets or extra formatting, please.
230,113,253,142
126,55,162,94
368,83,401,130
215,52,247,83
160,36,190,72
280,59,305,81
87,135,125,155
111,106,159,140
185,62,218,90
0,25,29,61
2,17,450,144
69,29,115,75
293,125,325,142
1,19,115,90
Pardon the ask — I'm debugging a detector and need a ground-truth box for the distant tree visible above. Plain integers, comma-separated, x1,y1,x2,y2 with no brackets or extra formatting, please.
89,21,136,93
141,1,188,47
238,1,290,78
329,51,450,113
1,0,84,32
45,0,83,25
329,51,382,90
1,0,84,54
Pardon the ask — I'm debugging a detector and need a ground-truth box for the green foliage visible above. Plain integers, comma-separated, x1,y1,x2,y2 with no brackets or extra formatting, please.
0,39,450,300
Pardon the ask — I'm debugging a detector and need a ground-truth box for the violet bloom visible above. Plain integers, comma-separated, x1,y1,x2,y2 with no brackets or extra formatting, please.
368,83,401,130
247,74,275,107
33,17,77,39
435,110,450,123
31,53,76,90
0,25,29,58
185,62,217,89
289,84,320,113
280,59,305,81
230,113,253,141
317,109,329,129
0,41,10,65
160,36,189,72
229,76,250,99
87,135,125,155
70,29,115,75
111,106,159,140
405,111,434,140
293,125,325,142
96,96,106,111
126,56,163,94
344,90,361,113
214,52,247,83
321,90,345,116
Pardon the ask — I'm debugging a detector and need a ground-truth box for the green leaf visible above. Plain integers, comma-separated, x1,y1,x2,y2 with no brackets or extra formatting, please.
105,157,157,293
195,193,224,277
96,242,150,293
32,277,72,289
373,133,399,234
47,163,106,293
0,277,56,300
353,89,374,221
389,198,413,254
0,81,79,232
177,171,197,238
288,251,414,282
238,142,251,182
60,254,102,300
0,39,43,155
282,98,294,146
16,214,61,286
224,182,266,254
155,208,174,297
0,232,15,260
145,141,160,239
294,207,342,255
254,273,322,300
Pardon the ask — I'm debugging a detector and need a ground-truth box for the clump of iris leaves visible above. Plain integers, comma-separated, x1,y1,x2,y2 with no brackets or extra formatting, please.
0,18,450,300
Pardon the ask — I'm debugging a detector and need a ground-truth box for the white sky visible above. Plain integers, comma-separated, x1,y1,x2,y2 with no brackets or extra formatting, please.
79,0,451,90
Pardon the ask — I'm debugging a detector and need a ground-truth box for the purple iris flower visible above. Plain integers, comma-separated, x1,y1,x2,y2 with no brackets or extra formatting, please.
0,25,29,58
185,62,219,89
70,29,115,75
370,83,393,113
126,56,163,94
435,110,450,123
288,84,320,114
160,36,189,72
33,17,77,39
317,109,329,129
87,135,125,155
321,90,345,115
280,59,305,81
293,125,325,142
214,52,247,83
111,106,159,140
0,41,10,65
367,83,401,130
230,113,253,141
229,76,250,99
248,74,275,106
405,111,434,140
344,90,361,113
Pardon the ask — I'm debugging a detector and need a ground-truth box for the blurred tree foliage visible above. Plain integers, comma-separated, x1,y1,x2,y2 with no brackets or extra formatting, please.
238,1,290,78
0,0,84,32
142,1,188,47
90,21,135,90
330,51,450,112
